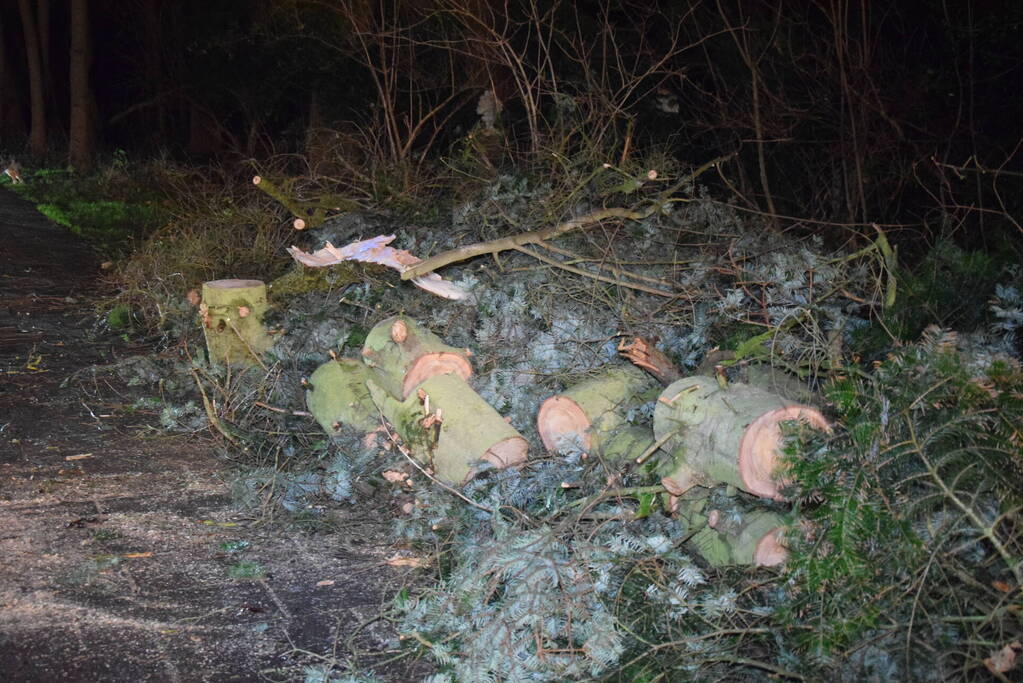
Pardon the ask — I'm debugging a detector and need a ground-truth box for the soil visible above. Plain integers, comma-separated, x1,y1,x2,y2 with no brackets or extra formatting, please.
0,188,425,681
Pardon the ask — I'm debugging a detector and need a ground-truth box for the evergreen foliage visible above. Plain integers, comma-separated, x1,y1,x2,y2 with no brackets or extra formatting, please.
781,327,1023,678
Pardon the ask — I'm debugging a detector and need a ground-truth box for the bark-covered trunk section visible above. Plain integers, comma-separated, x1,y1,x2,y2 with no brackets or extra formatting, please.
69,0,94,172
17,0,46,156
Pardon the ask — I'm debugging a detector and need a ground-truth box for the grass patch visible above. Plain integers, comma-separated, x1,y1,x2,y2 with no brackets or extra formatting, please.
3,162,168,257
228,560,265,580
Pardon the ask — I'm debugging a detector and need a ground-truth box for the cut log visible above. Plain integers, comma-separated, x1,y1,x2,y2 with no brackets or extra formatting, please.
601,426,656,463
654,376,829,500
200,279,273,367
366,373,528,485
688,508,788,567
361,316,472,399
537,364,659,456
305,358,381,434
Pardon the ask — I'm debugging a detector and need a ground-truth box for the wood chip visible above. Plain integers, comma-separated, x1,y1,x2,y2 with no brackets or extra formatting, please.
65,453,94,461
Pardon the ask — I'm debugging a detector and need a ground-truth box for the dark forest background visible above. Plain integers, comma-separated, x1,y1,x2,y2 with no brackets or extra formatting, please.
3,0,1023,244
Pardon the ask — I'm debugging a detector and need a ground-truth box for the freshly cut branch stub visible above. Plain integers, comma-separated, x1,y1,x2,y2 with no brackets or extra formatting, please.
618,337,682,385
362,315,472,399
654,376,829,500
367,373,527,485
200,279,273,366
537,364,658,456
306,358,381,434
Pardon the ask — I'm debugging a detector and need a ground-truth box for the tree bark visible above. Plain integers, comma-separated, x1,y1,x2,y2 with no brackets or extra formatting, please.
17,0,46,156
37,0,52,109
69,0,94,172
199,279,274,367
361,316,473,400
367,373,528,485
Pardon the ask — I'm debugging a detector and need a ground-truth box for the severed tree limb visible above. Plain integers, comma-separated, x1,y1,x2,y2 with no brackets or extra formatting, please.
401,154,735,281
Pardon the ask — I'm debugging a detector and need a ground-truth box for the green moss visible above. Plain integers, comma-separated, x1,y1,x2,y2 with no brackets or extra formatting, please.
106,304,134,331
268,263,363,298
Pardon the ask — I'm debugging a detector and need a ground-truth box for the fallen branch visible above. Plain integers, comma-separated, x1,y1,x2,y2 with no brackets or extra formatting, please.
513,246,677,297
401,154,734,280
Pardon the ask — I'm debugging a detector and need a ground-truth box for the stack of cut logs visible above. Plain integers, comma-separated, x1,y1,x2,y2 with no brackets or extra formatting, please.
200,284,828,568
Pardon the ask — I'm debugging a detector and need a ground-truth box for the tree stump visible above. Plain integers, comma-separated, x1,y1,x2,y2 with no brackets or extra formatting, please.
200,279,273,367
654,376,829,500
361,316,472,399
367,373,528,485
537,364,658,456
305,358,381,434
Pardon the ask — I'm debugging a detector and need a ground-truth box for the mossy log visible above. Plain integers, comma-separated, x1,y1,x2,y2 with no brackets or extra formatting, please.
654,376,829,500
200,279,273,367
361,316,472,399
537,364,658,456
305,358,381,434
367,373,528,485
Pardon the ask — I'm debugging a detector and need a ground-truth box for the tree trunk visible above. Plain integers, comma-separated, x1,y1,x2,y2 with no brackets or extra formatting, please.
537,364,658,456
17,0,46,156
37,0,53,111
69,0,94,172
306,358,383,435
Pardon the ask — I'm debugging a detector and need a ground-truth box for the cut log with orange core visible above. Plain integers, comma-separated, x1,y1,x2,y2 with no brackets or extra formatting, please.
688,507,789,566
361,315,472,399
537,364,658,458
654,376,829,500
367,373,527,485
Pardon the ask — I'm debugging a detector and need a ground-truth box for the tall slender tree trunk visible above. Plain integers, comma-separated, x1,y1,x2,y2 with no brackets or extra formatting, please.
17,0,47,156
69,0,94,172
37,0,52,96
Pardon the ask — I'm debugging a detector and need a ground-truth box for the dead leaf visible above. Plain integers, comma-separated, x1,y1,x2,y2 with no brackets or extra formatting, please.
985,641,1021,675
382,470,409,484
121,552,153,559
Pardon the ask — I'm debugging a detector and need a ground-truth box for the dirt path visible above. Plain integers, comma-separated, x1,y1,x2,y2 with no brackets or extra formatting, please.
0,189,418,681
